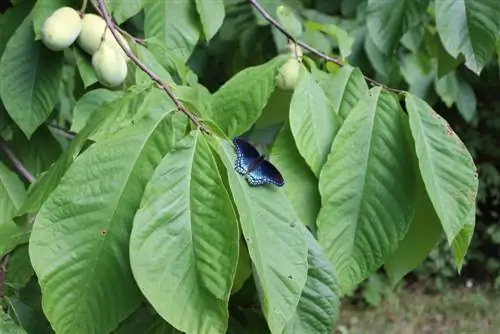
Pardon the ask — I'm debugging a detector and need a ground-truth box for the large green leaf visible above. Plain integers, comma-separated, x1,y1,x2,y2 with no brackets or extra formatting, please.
319,65,369,120
289,68,341,177
134,43,174,86
130,131,239,334
0,0,34,58
434,0,500,74
366,0,427,54
283,226,340,334
18,89,145,216
209,55,288,138
405,94,478,269
0,162,29,257
269,122,320,231
195,0,225,41
0,12,63,138
108,0,144,25
71,89,123,133
29,112,182,334
317,88,416,294
144,1,201,63
218,138,308,334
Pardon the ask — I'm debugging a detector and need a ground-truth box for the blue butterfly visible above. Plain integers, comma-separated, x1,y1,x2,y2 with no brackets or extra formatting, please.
233,138,284,187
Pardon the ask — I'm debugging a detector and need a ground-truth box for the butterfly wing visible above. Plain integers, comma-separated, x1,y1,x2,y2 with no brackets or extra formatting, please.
246,159,285,187
233,138,261,175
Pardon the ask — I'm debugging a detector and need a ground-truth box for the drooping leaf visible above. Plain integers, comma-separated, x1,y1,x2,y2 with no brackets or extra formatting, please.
71,89,123,132
73,46,98,88
366,0,428,54
283,225,340,334
290,68,341,177
317,88,416,294
456,76,477,123
5,244,34,291
0,0,34,58
29,112,182,334
130,131,239,334
195,0,225,41
434,0,500,74
306,22,353,60
0,12,63,138
144,1,201,63
134,43,174,86
424,29,463,79
108,0,144,25
434,71,459,108
276,5,302,37
0,162,29,257
231,238,252,295
405,94,478,269
209,55,288,138
218,138,308,334
269,122,320,232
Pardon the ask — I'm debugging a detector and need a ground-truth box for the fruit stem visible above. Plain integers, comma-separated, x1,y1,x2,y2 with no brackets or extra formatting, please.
95,0,211,134
247,0,406,95
80,0,88,13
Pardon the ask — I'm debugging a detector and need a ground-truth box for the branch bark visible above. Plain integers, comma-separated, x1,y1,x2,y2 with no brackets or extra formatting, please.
0,139,35,183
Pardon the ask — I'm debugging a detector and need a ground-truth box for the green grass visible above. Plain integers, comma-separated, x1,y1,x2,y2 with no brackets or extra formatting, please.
334,286,500,334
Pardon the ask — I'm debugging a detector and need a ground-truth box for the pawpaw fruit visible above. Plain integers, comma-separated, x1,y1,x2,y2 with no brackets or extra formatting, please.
277,58,301,90
92,42,128,88
41,7,82,51
77,13,130,59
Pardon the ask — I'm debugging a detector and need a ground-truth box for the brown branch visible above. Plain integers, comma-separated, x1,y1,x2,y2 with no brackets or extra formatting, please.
248,0,405,95
45,122,76,139
95,0,209,133
0,139,35,183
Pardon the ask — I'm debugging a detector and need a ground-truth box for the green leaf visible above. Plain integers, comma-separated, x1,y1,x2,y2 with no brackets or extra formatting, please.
0,309,27,334
5,244,34,291
254,89,293,129
270,122,320,231
18,89,144,216
73,46,98,89
316,65,369,120
29,112,182,334
424,29,463,79
434,0,500,74
71,89,123,132
405,94,478,269
209,55,287,137
218,138,308,334
195,0,225,41
135,43,174,86
290,68,341,177
276,5,302,37
0,0,34,58
130,131,239,334
306,22,353,60
434,71,459,108
366,0,427,54
384,175,442,285
0,13,63,138
231,238,252,295
317,88,416,294
363,33,398,80
144,1,201,63
283,226,340,334
0,162,29,257
32,0,78,40
113,304,181,334
456,76,477,123
108,0,144,25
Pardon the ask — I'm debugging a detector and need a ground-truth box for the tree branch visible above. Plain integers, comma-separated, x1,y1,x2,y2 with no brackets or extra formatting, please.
248,0,405,95
0,139,35,183
45,122,76,139
96,0,209,134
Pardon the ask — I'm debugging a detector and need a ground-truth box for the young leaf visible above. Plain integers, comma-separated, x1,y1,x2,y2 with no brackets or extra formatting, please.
270,122,320,231
283,225,340,334
218,138,308,334
317,88,417,294
0,162,29,257
290,68,341,177
144,1,201,63
405,93,478,270
195,0,225,41
435,0,500,74
0,12,63,138
29,112,182,334
209,55,288,138
130,131,239,334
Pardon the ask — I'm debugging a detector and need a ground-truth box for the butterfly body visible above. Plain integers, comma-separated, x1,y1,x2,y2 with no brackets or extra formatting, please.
233,138,284,187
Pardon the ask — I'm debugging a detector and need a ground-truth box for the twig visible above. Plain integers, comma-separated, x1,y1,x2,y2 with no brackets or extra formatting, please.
0,139,35,183
80,0,88,12
45,122,76,139
248,0,405,95
96,0,209,134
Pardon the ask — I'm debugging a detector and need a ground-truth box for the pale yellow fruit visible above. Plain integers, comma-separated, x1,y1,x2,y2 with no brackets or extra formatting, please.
92,43,128,88
41,7,82,51
277,58,301,90
77,13,130,59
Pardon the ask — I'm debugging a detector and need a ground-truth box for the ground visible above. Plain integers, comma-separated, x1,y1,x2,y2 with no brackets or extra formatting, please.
334,286,500,334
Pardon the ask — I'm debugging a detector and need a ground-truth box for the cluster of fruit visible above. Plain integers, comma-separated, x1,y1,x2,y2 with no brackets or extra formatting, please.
41,7,130,88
